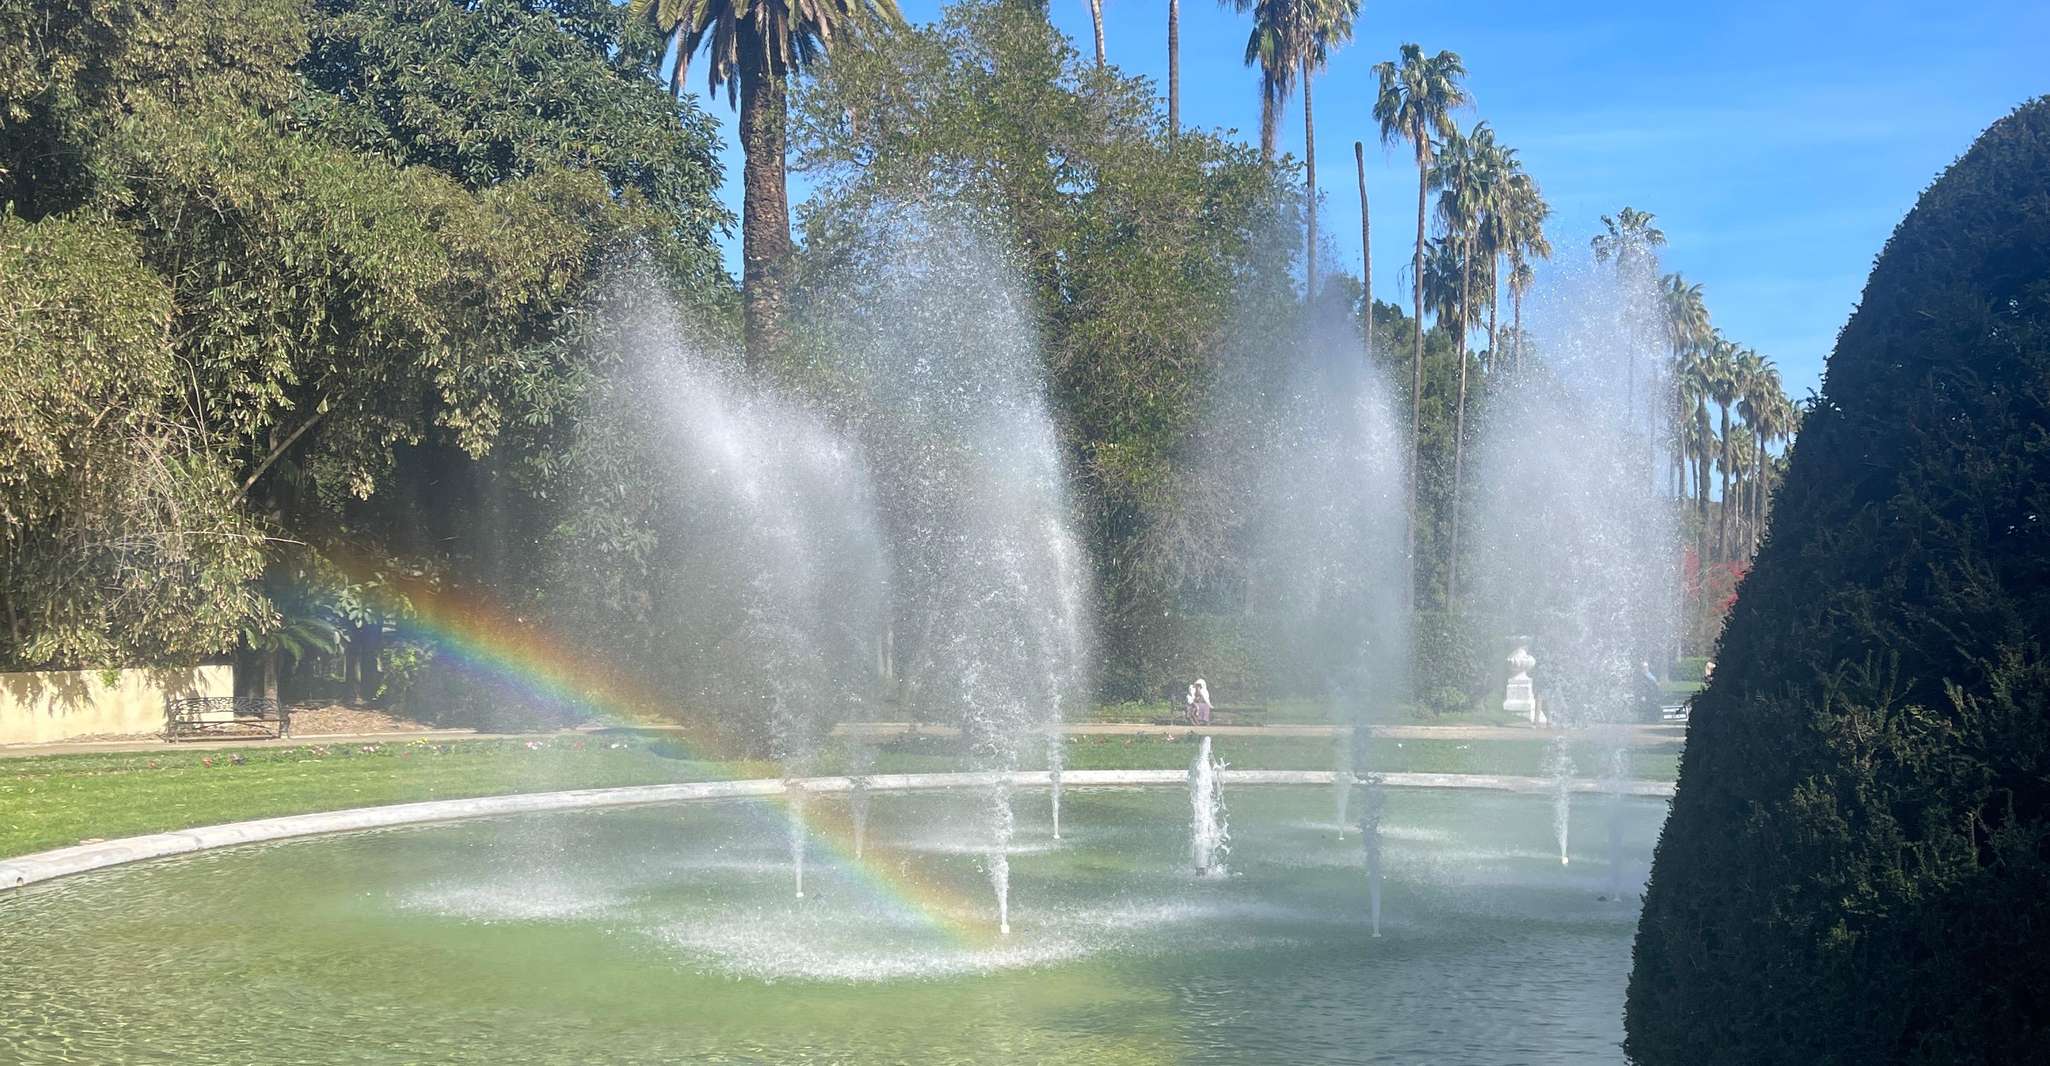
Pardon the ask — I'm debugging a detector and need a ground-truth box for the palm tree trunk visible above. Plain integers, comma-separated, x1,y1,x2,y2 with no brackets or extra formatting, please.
1302,67,1317,301
1089,0,1105,66
1512,287,1523,372
1626,351,1636,427
1406,150,1427,600
667,27,687,97
1717,404,1733,559
1670,408,1685,499
1753,426,1767,553
1355,141,1370,359
1259,82,1277,161
1486,254,1499,369
1695,404,1711,566
738,25,792,373
362,623,383,704
1447,233,1473,601
1167,0,1180,138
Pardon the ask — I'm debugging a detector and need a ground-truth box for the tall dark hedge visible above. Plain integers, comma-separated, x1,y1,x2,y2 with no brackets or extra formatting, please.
1625,97,2050,1064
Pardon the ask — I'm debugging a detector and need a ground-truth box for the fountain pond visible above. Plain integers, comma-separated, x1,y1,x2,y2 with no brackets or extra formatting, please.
0,784,1666,1064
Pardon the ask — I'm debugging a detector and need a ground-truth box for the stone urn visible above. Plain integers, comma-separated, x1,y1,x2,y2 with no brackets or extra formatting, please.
1504,639,1542,726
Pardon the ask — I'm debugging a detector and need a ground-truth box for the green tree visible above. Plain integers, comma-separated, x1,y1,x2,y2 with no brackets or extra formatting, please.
1372,42,1468,598
629,0,902,369
301,0,729,288
1629,97,2050,1065
790,0,1297,696
0,213,269,666
0,0,731,677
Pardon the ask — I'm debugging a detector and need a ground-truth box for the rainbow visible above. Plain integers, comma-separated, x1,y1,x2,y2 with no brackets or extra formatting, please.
321,560,1004,946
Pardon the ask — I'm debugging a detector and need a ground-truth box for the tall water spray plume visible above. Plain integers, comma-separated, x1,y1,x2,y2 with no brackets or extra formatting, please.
564,295,890,900
1467,254,1680,869
814,214,1092,934
1228,310,1409,913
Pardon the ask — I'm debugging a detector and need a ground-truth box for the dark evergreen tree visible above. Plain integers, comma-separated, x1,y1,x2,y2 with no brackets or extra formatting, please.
1626,96,2050,1064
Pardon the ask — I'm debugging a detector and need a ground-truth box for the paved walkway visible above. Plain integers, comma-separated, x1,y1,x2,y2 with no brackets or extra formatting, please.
0,719,1684,759
838,721,1684,746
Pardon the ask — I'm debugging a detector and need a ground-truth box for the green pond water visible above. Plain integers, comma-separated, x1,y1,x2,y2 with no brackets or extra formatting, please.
0,786,1667,1064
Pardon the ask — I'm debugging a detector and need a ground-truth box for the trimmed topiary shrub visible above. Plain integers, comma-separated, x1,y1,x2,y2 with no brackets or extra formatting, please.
1626,98,2050,1064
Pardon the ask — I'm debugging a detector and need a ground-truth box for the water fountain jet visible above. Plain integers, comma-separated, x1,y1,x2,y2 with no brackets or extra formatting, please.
1190,736,1229,878
1547,733,1573,865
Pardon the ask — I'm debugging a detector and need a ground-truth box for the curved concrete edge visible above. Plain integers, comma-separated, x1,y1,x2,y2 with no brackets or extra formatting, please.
0,770,1672,891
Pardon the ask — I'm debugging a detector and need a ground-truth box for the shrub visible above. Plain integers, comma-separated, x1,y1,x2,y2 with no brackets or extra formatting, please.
1415,610,1486,717
1626,98,2050,1065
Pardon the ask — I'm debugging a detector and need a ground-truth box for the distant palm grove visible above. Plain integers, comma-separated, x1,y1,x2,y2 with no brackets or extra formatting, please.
1,0,1795,717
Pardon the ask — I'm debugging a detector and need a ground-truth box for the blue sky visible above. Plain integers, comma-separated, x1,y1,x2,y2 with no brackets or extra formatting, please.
684,0,2049,397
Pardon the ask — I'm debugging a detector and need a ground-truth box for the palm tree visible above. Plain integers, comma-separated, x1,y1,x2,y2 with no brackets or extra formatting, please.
1432,121,1500,600
1590,207,1667,412
1661,274,1710,367
1373,43,1468,586
1090,0,1107,66
240,612,340,705
1502,167,1550,372
1426,121,1508,598
1507,258,1535,369
1168,0,1181,136
1735,352,1786,554
1469,134,1521,364
1431,122,1487,358
1724,428,1758,553
1673,337,1715,563
1703,336,1741,561
1291,0,1358,299
1234,0,1295,160
1421,235,1465,329
630,0,903,371
1591,206,1667,274
1355,140,1371,357
1660,273,1710,500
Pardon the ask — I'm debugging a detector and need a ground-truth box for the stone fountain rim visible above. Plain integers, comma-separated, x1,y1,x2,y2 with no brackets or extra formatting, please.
0,769,1672,891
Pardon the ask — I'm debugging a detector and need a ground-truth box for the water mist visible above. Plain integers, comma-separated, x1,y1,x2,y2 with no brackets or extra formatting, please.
569,299,889,903
818,215,1092,934
1189,736,1229,878
1226,311,1408,918
1467,255,1680,869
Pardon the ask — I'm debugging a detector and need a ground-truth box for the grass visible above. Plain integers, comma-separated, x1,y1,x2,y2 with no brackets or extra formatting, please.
0,731,1679,860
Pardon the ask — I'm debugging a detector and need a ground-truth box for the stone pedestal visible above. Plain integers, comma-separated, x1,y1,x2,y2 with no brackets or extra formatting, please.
1504,639,1543,726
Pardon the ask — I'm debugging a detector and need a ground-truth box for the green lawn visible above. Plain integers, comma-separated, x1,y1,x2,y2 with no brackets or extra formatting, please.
0,732,1678,859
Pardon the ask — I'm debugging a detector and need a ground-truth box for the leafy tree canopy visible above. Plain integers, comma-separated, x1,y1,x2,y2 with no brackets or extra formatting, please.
0,0,731,668
788,0,1303,698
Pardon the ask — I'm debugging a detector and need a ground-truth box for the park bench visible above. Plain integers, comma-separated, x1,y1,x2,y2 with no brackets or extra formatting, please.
164,696,290,741
1151,695,1272,725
